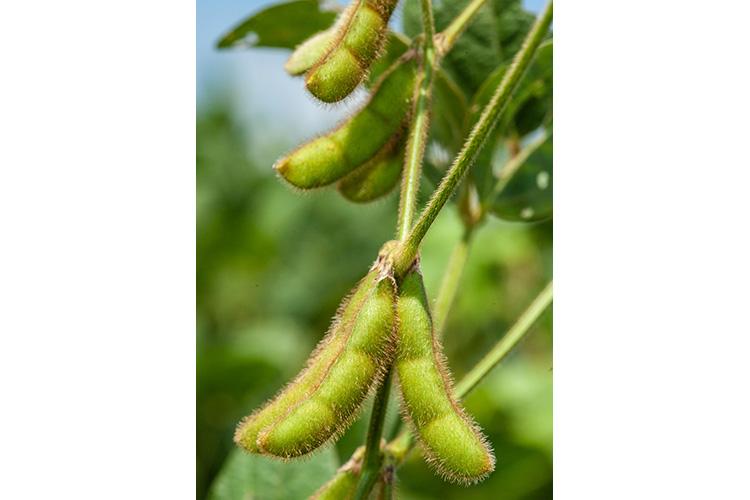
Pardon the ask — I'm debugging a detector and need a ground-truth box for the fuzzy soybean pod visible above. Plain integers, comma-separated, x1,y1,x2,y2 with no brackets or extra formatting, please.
305,0,399,103
275,55,416,189
285,28,336,76
395,267,495,484
234,270,378,453
337,134,404,203
257,271,397,458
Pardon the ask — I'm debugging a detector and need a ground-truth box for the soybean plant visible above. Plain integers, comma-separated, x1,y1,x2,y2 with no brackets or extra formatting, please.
218,0,554,497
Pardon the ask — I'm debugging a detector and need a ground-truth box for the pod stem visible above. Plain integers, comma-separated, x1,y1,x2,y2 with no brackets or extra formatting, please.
357,3,438,499
394,1,553,276
386,280,553,463
353,370,392,500
437,0,489,55
396,9,437,241
433,226,473,337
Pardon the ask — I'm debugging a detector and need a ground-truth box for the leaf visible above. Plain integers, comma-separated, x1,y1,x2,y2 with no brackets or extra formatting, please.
432,69,469,152
217,0,338,50
468,39,552,139
403,0,535,95
491,133,552,223
208,447,340,500
504,40,553,136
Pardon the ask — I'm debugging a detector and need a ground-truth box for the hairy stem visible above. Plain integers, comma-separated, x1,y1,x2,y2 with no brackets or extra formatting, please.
353,370,392,500
395,1,553,275
396,6,437,240
433,227,473,336
438,0,489,54
454,281,553,396
387,280,553,463
493,130,550,201
357,2,438,498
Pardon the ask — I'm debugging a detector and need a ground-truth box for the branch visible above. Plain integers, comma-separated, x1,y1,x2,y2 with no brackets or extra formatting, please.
438,0,489,55
454,280,552,396
394,0,553,275
355,2,438,498
432,227,473,336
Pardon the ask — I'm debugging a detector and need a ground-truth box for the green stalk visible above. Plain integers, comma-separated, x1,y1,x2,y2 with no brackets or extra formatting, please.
356,3,438,498
396,0,437,241
432,227,473,336
454,281,553,395
395,1,553,275
438,0,490,54
353,371,392,499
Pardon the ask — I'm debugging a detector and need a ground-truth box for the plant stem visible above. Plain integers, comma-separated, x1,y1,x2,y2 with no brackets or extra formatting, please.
387,280,553,463
396,3,437,241
492,130,550,201
353,370,392,500
395,1,553,275
455,280,552,396
438,0,489,54
357,3,438,498
433,226,473,336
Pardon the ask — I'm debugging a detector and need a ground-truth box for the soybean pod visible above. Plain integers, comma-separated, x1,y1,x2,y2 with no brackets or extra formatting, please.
256,258,398,458
275,55,416,189
305,0,399,103
285,28,337,76
395,266,495,484
234,270,379,453
337,133,404,203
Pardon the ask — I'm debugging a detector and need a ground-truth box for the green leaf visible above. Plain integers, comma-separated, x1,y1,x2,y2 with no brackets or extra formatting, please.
208,447,340,500
505,40,553,136
403,0,535,95
217,0,338,50
468,39,552,140
432,69,469,152
491,133,552,223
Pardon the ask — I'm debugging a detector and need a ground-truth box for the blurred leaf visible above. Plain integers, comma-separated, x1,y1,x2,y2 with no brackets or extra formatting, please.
208,447,339,500
491,134,552,222
504,40,553,136
403,0,534,95
217,0,338,49
432,69,468,151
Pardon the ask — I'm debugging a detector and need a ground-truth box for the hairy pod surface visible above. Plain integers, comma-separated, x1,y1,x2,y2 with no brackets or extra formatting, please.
395,267,495,483
337,134,404,202
285,29,336,76
305,0,399,103
310,447,363,500
234,271,379,453
256,266,397,458
275,56,416,189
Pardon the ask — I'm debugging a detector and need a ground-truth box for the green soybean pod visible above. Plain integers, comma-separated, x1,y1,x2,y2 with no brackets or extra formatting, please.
234,270,378,453
305,0,399,103
275,55,416,189
310,447,363,500
258,273,397,458
395,267,495,484
285,28,337,76
337,134,404,203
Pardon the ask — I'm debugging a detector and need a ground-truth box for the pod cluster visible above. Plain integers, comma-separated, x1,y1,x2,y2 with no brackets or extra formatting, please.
275,54,416,196
235,247,495,485
286,0,400,103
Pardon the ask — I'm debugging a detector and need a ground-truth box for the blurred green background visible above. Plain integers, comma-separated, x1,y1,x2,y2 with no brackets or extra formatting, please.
197,1,551,498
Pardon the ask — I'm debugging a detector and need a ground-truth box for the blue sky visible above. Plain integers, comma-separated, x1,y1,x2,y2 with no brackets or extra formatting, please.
196,0,545,156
